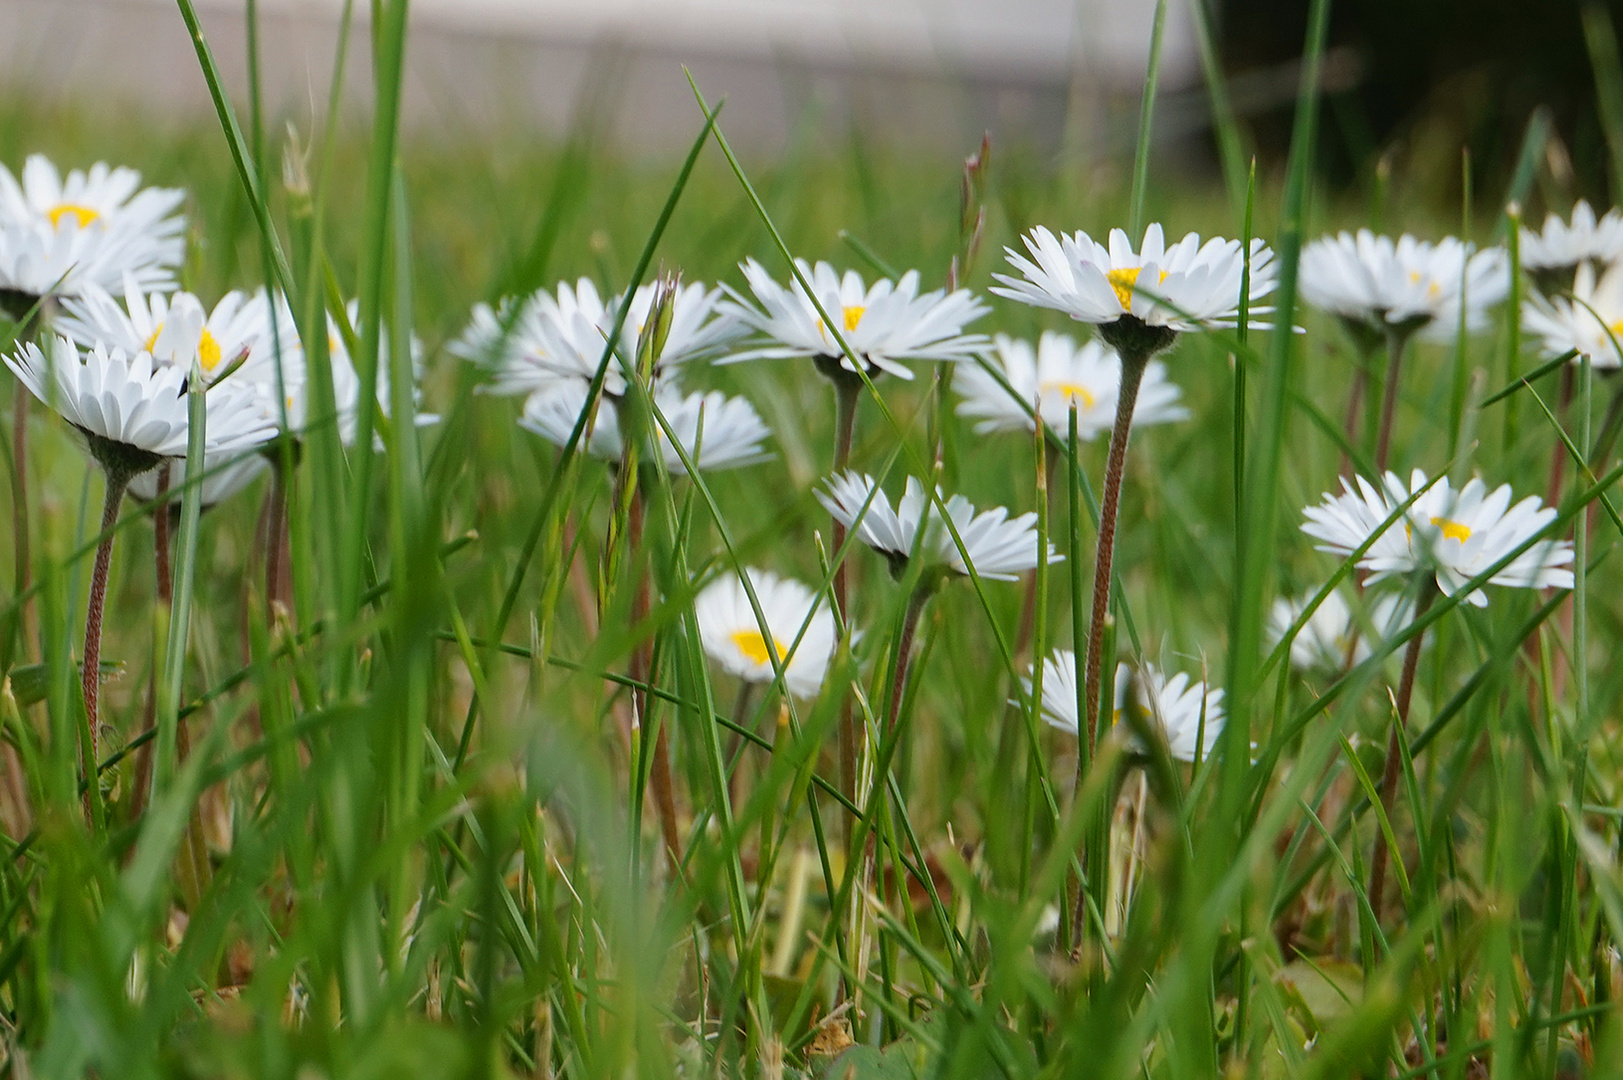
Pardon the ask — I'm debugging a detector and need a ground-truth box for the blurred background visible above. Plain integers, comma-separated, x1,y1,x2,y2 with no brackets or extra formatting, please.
1,0,1617,202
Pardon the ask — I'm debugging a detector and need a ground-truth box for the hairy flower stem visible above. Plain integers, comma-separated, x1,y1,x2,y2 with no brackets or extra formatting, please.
1369,583,1436,926
1082,350,1150,751
81,467,131,825
265,460,292,615
1340,347,1372,479
1374,328,1412,475
628,484,682,870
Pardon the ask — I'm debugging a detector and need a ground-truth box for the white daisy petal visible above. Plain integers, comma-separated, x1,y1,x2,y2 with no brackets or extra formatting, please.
694,568,837,698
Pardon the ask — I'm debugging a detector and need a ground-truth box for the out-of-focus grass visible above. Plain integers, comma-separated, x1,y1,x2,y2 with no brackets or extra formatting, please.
1,16,1622,1077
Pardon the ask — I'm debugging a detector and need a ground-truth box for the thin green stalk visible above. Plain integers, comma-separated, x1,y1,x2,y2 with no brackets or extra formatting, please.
1126,0,1171,236
155,370,208,799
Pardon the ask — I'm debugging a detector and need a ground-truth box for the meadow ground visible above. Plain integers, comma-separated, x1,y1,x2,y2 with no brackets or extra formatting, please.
2,4,1623,1078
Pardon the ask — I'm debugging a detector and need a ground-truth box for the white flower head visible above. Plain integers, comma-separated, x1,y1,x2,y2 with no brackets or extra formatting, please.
1301,469,1574,607
0,154,185,299
694,568,836,698
718,258,990,380
954,331,1188,439
1267,588,1414,671
1032,649,1225,764
520,381,771,474
1519,200,1623,273
992,224,1278,351
818,470,1059,582
451,277,741,397
1521,259,1623,370
5,334,276,474
58,276,284,384
1299,230,1510,342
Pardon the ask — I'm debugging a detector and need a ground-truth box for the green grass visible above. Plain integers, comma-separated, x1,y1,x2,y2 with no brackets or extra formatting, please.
0,6,1622,1078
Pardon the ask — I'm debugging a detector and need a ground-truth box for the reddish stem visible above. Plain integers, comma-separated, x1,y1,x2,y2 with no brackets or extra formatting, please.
82,470,129,825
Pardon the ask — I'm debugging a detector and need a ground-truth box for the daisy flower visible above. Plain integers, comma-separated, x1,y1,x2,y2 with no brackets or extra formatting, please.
954,331,1187,438
1521,259,1623,370
1033,650,1226,764
58,278,282,383
694,568,837,698
817,470,1058,582
519,381,771,474
1301,469,1573,607
1266,588,1413,672
1520,200,1623,278
719,258,989,381
0,154,185,304
7,334,276,473
992,224,1277,354
1299,230,1510,343
451,278,741,397
6,333,276,763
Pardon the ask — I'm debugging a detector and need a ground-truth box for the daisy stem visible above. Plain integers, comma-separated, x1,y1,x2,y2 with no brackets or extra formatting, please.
1369,581,1437,926
1082,349,1150,752
1374,327,1412,475
1340,344,1372,479
885,589,930,736
832,374,861,836
81,466,130,827
265,458,292,615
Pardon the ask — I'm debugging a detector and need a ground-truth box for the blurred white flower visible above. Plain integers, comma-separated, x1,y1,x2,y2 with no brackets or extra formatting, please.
0,154,185,300
1299,230,1509,342
1519,200,1623,274
127,450,271,508
1301,469,1573,607
719,258,989,380
520,381,771,474
991,224,1277,337
817,471,1058,581
1521,259,1623,370
451,278,741,397
1032,649,1225,764
5,334,275,473
1266,588,1414,671
953,331,1187,439
694,568,836,698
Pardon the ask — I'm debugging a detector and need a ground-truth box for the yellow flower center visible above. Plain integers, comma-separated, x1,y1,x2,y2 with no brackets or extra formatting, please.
1610,318,1623,337
730,629,784,666
1430,516,1471,543
46,203,99,229
842,305,865,332
144,324,224,371
1039,380,1097,409
1106,267,1168,311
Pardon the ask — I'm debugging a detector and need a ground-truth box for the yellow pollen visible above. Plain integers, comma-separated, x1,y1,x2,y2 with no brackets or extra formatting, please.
46,203,99,229
1040,380,1097,409
1106,266,1168,310
842,305,865,332
198,328,222,371
1107,267,1142,310
1430,516,1472,543
144,324,223,371
1610,319,1623,337
730,629,784,666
